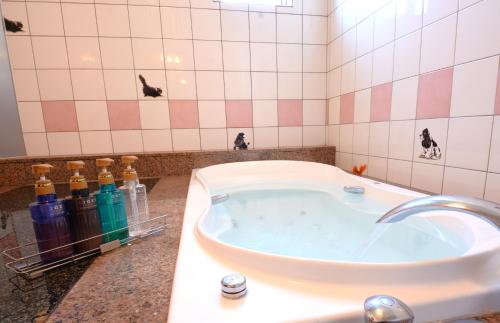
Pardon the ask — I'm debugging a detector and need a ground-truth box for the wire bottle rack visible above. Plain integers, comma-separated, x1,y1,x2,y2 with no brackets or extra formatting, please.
2,214,168,280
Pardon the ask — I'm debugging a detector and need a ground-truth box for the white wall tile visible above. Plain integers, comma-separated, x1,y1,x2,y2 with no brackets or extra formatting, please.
198,101,226,128
391,76,418,120
139,101,170,129
249,12,276,43
387,158,412,186
100,38,134,69
303,15,327,44
32,37,68,69
327,124,340,147
303,45,326,73
47,132,82,156
24,133,49,157
446,116,493,171
423,0,458,26
62,3,97,36
196,71,225,100
303,0,327,15
253,100,277,127
367,156,388,181
112,130,144,153
303,100,326,126
413,118,448,165
303,126,326,146
341,60,355,94
194,40,223,70
353,123,369,154
303,73,327,99
251,43,277,72
161,7,192,39
221,10,249,41
200,128,228,150
328,97,341,125
395,0,423,38
71,70,106,100
277,14,302,44
374,1,396,48
254,127,279,148
66,37,101,69
354,88,371,123
95,5,130,37
341,0,357,32
411,162,443,193
489,116,500,173
388,120,415,160
76,101,110,131
80,131,113,154
27,2,64,36
279,126,302,147
337,152,353,171
355,53,373,91
164,39,194,70
484,172,500,203
442,167,486,198
278,73,302,99
277,44,302,72
172,129,201,151
328,68,342,98
372,42,394,86
455,0,500,64
38,70,73,101
224,72,251,100
132,38,165,69
191,0,219,9
451,56,499,117
341,28,356,64
393,30,421,80
420,13,457,74
5,37,34,69
191,9,221,41
339,123,353,153
103,70,137,100
12,70,40,101
369,121,390,157
252,72,277,99
331,37,342,69
356,16,374,57
18,102,45,133
142,129,172,152
223,42,250,71
166,71,196,99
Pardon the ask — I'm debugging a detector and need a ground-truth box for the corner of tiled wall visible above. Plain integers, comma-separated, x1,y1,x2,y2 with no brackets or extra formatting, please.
1,0,331,157
326,0,500,202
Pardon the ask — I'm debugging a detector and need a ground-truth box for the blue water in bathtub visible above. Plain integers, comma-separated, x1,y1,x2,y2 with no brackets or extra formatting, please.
208,186,469,263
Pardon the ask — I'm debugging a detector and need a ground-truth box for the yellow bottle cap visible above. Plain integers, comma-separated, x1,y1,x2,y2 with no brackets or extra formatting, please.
67,161,88,191
96,158,115,185
121,156,139,181
32,164,55,196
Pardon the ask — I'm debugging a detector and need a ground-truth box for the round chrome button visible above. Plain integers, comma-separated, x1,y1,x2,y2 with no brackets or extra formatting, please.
221,273,247,299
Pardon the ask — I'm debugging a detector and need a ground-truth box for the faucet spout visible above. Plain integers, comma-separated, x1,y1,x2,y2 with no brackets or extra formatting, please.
376,195,500,230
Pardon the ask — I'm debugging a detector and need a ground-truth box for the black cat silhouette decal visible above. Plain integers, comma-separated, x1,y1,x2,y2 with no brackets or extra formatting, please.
4,18,24,33
233,132,250,150
138,75,163,98
419,128,441,160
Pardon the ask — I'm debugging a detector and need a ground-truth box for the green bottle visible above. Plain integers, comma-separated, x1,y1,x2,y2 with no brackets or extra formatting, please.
95,158,128,243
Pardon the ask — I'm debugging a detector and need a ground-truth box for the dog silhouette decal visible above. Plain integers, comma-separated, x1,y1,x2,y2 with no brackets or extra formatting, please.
233,132,250,150
4,18,24,33
419,128,441,160
138,75,163,98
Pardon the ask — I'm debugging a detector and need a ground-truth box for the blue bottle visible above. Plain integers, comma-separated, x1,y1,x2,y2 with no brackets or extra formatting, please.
95,158,129,243
29,164,73,263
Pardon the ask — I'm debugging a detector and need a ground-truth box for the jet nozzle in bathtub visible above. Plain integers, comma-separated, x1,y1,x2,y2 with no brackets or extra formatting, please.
364,295,414,323
212,194,229,204
344,186,365,194
221,273,247,299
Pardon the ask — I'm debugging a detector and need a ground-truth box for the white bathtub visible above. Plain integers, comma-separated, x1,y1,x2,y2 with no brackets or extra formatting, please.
168,161,500,323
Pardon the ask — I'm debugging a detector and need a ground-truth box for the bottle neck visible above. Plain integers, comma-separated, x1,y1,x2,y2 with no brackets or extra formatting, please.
36,193,57,204
71,188,90,198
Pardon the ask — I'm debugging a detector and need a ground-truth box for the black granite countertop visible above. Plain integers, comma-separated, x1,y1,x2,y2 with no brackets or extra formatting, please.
0,178,159,322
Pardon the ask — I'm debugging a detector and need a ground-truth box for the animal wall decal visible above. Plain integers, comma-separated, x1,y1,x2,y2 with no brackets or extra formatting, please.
138,75,163,98
4,18,23,33
233,133,250,150
419,128,441,160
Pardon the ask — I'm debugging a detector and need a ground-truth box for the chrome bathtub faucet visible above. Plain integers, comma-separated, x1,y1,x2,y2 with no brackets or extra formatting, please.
364,295,414,323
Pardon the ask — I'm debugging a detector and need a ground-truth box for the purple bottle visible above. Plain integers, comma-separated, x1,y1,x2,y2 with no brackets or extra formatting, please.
29,164,73,263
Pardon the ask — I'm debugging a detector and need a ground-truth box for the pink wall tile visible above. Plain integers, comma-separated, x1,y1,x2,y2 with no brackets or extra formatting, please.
278,100,303,126
417,68,454,119
340,93,354,124
169,100,199,129
371,83,392,122
107,101,141,130
226,100,253,128
495,65,500,115
42,101,78,132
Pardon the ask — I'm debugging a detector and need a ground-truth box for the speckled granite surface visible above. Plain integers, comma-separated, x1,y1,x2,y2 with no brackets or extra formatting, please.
0,147,336,186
